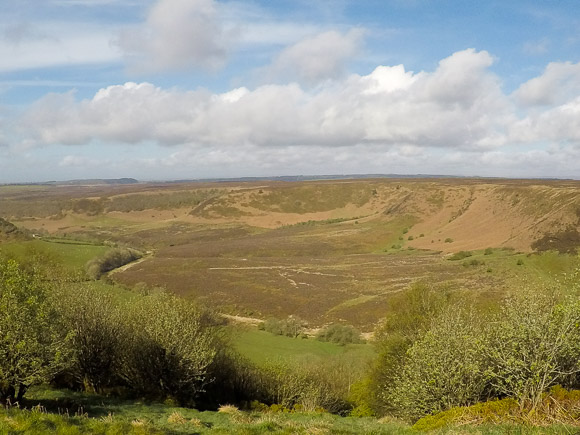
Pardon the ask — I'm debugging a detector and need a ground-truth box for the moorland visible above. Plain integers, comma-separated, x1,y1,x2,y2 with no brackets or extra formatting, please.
2,176,580,433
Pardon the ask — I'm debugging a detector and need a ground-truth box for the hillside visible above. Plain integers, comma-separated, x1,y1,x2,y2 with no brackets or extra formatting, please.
2,178,580,329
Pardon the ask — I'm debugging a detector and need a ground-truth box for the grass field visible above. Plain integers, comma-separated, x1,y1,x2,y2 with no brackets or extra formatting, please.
0,239,111,271
232,328,375,366
3,386,577,434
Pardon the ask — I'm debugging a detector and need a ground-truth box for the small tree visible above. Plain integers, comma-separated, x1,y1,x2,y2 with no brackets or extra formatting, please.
54,284,122,392
485,291,580,409
316,324,363,345
388,307,487,420
118,292,220,405
0,258,70,402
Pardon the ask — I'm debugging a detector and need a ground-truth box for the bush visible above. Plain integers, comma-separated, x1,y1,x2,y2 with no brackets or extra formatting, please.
117,292,221,406
484,248,493,255
85,248,142,279
0,258,71,402
387,308,487,420
444,238,453,243
449,251,472,261
263,316,307,338
256,358,354,414
371,282,454,415
53,284,123,393
485,291,580,408
377,288,580,420
316,324,363,345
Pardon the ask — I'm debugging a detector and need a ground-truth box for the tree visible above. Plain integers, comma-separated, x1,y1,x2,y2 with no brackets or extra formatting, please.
0,258,70,403
117,292,220,405
485,291,580,409
54,284,122,392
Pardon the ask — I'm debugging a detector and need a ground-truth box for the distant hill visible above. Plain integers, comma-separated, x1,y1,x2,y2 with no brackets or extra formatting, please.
49,178,139,186
1,178,139,186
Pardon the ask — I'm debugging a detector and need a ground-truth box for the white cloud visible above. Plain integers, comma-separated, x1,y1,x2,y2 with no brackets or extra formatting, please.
259,29,365,85
0,23,120,72
513,61,580,107
18,49,514,153
116,0,230,73
59,155,104,167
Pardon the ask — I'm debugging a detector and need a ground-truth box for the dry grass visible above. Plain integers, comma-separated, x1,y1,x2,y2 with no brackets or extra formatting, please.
167,411,188,424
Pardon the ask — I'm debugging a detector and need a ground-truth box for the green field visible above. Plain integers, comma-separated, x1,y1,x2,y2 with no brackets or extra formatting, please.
232,328,375,366
0,239,111,270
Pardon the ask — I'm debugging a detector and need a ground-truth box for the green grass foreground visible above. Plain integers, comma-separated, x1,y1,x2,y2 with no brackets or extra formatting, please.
2,387,579,434
1,386,412,434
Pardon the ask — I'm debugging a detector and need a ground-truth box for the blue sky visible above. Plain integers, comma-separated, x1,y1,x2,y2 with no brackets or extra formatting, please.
1,0,580,182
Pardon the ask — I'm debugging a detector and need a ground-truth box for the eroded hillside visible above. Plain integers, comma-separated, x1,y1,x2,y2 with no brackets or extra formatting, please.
2,178,579,328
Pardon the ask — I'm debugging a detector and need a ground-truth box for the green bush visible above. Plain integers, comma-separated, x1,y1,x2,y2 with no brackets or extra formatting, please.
85,248,142,279
256,358,354,414
117,292,221,406
388,308,487,420
376,288,580,420
371,282,454,415
485,291,580,408
444,238,453,243
53,284,123,393
316,324,363,345
449,251,472,261
0,258,71,402
263,316,307,338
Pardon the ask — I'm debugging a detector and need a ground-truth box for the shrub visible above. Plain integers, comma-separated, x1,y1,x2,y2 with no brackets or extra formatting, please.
484,248,493,255
85,248,142,279
371,282,454,415
444,238,453,243
0,258,71,402
53,284,123,393
263,316,307,338
484,291,580,408
387,307,487,420
257,358,354,414
449,251,472,261
117,292,221,406
316,324,363,345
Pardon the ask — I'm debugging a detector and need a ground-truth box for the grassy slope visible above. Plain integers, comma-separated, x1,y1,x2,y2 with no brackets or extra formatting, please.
232,328,375,366
4,387,575,434
0,239,110,271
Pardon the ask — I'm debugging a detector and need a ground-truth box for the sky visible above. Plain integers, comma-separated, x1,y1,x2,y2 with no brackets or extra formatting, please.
1,0,580,183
